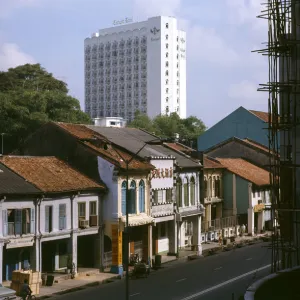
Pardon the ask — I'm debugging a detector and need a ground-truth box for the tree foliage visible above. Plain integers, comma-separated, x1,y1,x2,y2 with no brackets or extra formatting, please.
128,111,206,148
0,64,91,153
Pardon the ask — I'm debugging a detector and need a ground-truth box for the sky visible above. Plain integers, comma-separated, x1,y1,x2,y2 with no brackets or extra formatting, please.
0,0,268,128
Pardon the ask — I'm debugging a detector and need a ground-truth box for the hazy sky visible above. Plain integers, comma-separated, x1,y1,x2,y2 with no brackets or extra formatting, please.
0,0,268,127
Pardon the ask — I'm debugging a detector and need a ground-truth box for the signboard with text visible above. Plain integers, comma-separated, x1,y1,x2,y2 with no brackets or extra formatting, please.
150,159,174,189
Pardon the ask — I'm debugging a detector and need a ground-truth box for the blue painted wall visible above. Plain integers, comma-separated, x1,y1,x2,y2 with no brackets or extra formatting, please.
198,106,269,151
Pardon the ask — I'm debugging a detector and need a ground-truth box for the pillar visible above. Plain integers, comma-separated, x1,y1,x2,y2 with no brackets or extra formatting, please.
30,239,40,272
55,243,59,270
257,212,264,233
71,233,78,275
148,225,153,265
110,224,123,275
192,216,202,256
247,208,254,235
212,176,215,197
168,219,177,255
197,215,202,255
0,243,3,284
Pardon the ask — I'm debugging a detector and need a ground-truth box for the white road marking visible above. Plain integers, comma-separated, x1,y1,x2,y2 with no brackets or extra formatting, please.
246,257,252,261
176,278,187,282
214,267,222,271
130,293,141,297
179,264,271,300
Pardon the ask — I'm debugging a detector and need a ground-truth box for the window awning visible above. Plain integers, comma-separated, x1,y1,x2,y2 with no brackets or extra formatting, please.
121,213,154,227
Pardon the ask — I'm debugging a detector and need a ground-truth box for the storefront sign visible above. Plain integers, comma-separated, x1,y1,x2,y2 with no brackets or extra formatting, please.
113,18,133,26
111,224,122,265
254,203,265,213
6,237,34,249
150,167,173,179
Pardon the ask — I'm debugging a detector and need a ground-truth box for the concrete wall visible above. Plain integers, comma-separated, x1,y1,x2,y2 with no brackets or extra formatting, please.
197,106,269,151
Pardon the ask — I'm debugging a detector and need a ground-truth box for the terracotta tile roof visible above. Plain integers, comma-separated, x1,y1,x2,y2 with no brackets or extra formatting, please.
249,110,270,122
204,155,226,169
83,142,154,171
54,122,153,171
55,122,98,140
165,143,193,155
1,156,105,193
216,158,270,186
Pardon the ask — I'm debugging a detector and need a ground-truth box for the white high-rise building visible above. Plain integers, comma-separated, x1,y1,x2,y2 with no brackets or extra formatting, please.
84,16,186,122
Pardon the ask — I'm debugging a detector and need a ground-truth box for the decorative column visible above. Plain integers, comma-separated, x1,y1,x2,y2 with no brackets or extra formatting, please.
212,176,215,197
220,175,223,199
110,224,123,275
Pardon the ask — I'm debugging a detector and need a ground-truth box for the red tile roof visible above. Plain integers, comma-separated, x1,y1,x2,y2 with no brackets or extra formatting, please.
249,110,270,122
216,158,270,186
55,122,98,139
165,143,193,155
204,156,226,169
83,142,154,171
54,122,154,171
1,156,105,193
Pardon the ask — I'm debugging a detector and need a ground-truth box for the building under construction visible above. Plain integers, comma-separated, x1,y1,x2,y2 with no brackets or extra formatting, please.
257,0,300,272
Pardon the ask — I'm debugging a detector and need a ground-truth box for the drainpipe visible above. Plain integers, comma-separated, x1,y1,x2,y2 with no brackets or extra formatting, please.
36,197,43,274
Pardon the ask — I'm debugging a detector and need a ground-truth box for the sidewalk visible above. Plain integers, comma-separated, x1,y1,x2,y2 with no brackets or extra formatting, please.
30,233,271,299
37,272,121,299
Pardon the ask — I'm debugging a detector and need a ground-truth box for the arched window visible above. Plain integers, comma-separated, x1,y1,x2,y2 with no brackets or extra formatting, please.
139,180,145,213
121,181,127,215
176,178,182,208
190,177,195,205
184,177,189,206
129,181,136,214
204,179,208,198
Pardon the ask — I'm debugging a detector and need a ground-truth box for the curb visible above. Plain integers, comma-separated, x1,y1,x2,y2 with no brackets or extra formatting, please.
36,275,121,299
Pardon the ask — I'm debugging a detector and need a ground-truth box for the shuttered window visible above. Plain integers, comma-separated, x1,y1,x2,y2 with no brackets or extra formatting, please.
59,204,67,230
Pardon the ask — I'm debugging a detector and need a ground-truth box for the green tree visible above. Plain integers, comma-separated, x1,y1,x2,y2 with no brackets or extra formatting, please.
0,64,91,153
127,111,206,148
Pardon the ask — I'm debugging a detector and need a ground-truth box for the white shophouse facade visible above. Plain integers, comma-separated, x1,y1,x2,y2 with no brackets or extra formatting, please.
175,170,204,253
0,194,103,283
84,16,187,121
149,158,176,255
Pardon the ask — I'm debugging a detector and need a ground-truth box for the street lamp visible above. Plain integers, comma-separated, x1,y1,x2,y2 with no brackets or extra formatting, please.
103,137,161,300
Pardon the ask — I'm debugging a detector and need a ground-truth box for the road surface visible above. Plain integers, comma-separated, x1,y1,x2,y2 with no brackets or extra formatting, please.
52,242,272,300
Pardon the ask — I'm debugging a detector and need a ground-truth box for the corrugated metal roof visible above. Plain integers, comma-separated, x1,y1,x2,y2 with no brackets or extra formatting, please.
0,162,40,195
86,127,201,168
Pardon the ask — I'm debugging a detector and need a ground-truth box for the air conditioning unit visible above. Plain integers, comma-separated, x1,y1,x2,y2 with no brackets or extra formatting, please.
79,219,89,229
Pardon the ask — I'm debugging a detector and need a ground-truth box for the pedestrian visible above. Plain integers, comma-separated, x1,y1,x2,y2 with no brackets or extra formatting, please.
219,234,223,247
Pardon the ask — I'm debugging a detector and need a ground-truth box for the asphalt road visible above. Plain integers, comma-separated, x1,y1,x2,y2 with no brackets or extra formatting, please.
53,242,272,300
